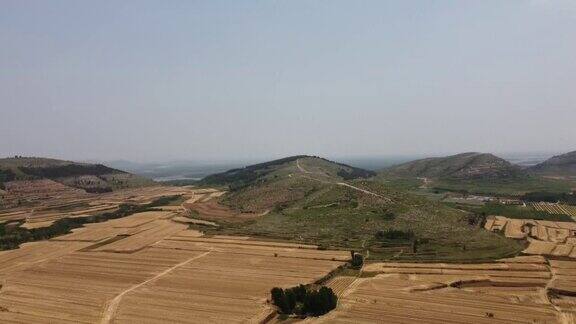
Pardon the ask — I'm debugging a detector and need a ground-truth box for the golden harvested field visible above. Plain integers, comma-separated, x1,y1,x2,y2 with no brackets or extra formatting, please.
2,185,576,322
485,215,576,258
313,257,576,324
0,206,348,323
314,217,576,324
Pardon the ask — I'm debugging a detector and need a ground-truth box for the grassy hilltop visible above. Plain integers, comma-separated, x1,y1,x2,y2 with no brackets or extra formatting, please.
198,155,522,262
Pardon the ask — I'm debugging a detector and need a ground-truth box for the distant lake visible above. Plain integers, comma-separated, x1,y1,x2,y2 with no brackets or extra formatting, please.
153,175,202,182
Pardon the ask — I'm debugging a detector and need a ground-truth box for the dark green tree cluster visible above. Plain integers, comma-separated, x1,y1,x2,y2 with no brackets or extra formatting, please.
522,191,576,205
85,187,113,193
19,164,124,179
270,285,337,317
336,168,376,180
375,229,414,241
0,169,16,190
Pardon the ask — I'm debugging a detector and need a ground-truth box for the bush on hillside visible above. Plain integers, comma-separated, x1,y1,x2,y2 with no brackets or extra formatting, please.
375,229,414,241
0,169,16,189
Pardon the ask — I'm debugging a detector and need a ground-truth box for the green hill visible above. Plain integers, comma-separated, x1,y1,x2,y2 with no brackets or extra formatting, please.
198,156,523,262
0,156,153,192
380,152,525,180
529,151,576,176
377,152,576,196
200,155,375,189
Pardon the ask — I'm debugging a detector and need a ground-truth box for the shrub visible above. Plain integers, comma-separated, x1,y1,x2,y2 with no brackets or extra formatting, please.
351,253,364,268
375,229,414,241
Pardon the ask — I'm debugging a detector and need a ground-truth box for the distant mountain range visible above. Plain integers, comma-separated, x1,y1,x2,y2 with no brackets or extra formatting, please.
379,150,576,180
528,151,576,176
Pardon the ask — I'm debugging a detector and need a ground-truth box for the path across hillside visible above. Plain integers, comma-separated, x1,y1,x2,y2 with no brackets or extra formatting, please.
296,159,391,202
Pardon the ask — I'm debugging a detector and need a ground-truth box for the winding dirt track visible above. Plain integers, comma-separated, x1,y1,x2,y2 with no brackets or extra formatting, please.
100,250,212,324
296,159,391,202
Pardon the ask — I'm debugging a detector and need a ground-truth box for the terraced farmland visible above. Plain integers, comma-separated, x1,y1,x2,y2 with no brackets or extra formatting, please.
0,200,348,323
485,215,576,258
0,185,193,229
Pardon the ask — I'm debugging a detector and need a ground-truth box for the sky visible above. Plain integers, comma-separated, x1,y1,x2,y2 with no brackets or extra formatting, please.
1,0,575,163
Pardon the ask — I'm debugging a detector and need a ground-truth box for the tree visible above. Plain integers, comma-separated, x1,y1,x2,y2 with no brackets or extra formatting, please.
270,285,338,317
271,287,290,314
351,253,364,268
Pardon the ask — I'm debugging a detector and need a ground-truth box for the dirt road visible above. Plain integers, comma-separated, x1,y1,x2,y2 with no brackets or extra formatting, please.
296,159,391,202
100,250,212,324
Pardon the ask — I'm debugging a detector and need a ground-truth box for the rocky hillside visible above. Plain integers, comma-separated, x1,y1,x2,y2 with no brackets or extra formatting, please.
529,151,576,176
0,157,153,193
380,152,525,180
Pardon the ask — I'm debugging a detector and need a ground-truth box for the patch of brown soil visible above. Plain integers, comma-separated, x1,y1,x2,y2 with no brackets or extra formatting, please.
187,198,262,223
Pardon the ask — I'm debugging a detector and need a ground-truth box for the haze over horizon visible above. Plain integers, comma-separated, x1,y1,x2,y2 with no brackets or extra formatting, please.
2,1,575,162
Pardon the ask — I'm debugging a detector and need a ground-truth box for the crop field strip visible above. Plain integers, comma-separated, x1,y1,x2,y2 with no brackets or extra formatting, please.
326,276,357,296
532,202,576,219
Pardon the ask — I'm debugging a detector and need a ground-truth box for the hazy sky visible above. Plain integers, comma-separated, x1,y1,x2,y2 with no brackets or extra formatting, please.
1,0,575,162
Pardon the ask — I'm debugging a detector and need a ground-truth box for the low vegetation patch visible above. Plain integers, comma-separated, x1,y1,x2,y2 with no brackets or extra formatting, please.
375,229,414,242
19,164,124,178
0,169,16,189
271,285,337,317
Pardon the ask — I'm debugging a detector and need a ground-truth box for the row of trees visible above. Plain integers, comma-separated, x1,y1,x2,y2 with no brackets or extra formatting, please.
522,191,576,205
271,285,337,317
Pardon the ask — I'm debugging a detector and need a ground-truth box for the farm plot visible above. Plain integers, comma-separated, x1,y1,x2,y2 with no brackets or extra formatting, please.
485,215,576,258
92,220,187,253
314,259,561,324
114,247,344,323
326,276,357,296
0,208,348,324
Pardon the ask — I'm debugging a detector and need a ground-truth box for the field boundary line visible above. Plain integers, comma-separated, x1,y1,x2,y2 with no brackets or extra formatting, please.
100,250,212,324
